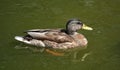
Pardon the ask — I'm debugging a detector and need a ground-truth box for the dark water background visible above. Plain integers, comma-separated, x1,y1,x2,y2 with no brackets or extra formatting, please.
0,0,120,70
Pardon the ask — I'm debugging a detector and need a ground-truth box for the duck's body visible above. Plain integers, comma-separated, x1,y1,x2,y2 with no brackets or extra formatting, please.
15,19,93,49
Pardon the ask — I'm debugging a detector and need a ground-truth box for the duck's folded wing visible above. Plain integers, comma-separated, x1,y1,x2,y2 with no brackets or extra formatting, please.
25,29,73,43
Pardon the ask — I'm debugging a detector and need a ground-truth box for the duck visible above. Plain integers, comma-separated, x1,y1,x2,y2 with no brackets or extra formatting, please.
15,19,93,49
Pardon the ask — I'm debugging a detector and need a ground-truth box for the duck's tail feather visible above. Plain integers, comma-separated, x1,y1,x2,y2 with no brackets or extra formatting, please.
14,36,45,47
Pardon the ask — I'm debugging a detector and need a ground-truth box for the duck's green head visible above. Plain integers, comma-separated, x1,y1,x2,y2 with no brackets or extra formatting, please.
66,19,93,35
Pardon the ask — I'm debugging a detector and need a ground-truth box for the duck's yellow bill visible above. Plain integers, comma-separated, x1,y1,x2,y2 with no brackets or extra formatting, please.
82,24,93,30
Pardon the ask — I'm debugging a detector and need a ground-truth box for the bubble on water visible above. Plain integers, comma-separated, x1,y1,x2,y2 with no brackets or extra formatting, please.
84,0,94,7
97,31,101,34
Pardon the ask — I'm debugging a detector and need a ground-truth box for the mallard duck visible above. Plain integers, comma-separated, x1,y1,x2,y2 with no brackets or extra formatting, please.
15,19,93,49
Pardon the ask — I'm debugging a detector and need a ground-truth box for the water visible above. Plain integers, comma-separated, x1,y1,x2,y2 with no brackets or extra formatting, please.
0,0,120,70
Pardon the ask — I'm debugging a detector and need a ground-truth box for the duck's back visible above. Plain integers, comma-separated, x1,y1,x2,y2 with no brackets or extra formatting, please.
26,29,74,43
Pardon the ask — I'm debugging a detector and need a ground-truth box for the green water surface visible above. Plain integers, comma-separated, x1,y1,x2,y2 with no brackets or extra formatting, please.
0,0,120,70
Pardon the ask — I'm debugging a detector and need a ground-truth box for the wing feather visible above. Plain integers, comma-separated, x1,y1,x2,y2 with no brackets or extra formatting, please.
25,29,73,43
